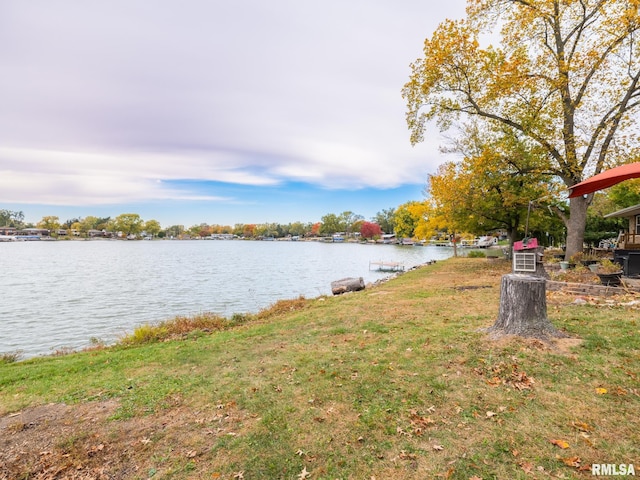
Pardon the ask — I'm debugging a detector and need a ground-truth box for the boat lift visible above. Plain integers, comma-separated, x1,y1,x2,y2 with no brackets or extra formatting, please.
369,261,405,272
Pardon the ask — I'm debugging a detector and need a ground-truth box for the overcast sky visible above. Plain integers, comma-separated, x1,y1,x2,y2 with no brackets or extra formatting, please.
1,1,467,227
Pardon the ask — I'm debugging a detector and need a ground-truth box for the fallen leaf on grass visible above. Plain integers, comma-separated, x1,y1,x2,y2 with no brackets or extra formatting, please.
571,421,593,432
550,439,570,449
578,431,594,446
595,387,607,395
520,461,534,474
485,411,497,418
559,456,581,468
409,411,436,435
432,444,444,451
399,450,418,460
614,386,628,396
511,370,535,390
87,443,105,456
298,466,311,479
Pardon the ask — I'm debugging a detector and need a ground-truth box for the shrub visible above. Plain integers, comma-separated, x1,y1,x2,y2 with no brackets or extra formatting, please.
0,351,22,364
597,258,623,274
120,312,231,346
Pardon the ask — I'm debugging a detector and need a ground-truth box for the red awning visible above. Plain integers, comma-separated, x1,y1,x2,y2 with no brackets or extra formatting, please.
568,162,640,198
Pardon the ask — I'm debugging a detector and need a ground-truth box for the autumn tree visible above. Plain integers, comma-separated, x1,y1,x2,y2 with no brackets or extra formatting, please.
256,223,281,238
360,221,383,239
78,216,100,234
113,213,143,236
143,219,162,237
94,217,111,230
62,217,80,229
339,211,364,235
165,225,184,238
288,221,308,237
215,224,233,234
404,0,640,259
426,124,558,246
373,207,396,234
189,223,212,237
320,213,341,235
233,224,245,237
243,224,257,238
310,222,322,236
394,201,427,240
37,216,60,233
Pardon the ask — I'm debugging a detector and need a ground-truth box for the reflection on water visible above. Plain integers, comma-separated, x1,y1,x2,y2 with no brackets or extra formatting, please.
0,240,452,358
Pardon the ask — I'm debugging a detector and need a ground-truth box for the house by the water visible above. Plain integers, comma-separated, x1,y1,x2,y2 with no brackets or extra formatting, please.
604,203,640,276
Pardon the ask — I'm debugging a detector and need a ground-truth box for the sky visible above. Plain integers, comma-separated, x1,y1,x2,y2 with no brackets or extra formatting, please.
0,1,467,228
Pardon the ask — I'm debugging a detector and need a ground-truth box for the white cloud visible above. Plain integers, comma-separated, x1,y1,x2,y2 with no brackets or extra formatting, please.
0,0,466,210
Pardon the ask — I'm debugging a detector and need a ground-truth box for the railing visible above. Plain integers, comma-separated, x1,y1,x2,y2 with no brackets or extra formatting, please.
620,233,640,249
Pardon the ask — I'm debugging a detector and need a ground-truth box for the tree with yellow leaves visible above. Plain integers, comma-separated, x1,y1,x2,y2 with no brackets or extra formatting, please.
393,201,430,241
404,0,640,259
425,122,561,247
37,215,61,233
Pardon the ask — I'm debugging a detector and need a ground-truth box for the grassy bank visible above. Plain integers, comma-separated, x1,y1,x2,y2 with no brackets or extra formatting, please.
1,258,638,479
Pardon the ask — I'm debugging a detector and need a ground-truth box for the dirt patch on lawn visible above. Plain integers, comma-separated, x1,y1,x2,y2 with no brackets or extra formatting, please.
1,400,127,479
483,334,584,356
0,399,251,479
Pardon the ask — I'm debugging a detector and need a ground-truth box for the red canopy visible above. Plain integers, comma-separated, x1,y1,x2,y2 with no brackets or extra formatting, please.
568,162,640,198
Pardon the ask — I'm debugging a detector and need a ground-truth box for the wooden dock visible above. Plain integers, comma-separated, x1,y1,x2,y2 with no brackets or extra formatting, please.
369,261,405,272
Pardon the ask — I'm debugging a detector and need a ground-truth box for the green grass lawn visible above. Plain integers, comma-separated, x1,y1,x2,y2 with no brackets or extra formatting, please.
1,257,638,479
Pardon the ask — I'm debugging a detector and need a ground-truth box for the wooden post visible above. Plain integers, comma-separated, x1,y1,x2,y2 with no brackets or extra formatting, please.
488,274,566,339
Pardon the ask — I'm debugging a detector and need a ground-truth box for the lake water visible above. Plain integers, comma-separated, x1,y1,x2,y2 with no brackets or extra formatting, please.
0,240,453,358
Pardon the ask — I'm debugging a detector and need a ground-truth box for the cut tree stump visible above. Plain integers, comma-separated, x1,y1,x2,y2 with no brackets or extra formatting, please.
488,273,566,339
331,277,365,295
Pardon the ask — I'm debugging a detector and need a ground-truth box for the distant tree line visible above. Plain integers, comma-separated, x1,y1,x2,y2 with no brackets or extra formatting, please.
0,208,398,240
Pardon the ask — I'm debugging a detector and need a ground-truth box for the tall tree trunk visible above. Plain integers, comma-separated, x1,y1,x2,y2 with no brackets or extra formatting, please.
507,228,519,259
564,196,588,260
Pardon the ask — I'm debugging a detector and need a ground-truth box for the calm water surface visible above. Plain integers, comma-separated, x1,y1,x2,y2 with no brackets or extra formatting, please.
0,240,453,358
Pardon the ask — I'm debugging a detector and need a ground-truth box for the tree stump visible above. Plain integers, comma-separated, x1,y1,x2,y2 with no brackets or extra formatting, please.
331,277,365,295
488,274,566,339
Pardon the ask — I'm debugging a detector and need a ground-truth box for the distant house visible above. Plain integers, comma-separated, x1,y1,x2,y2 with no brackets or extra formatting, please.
604,203,640,276
380,233,397,244
17,228,50,237
604,204,640,250
0,227,17,235
86,229,116,238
